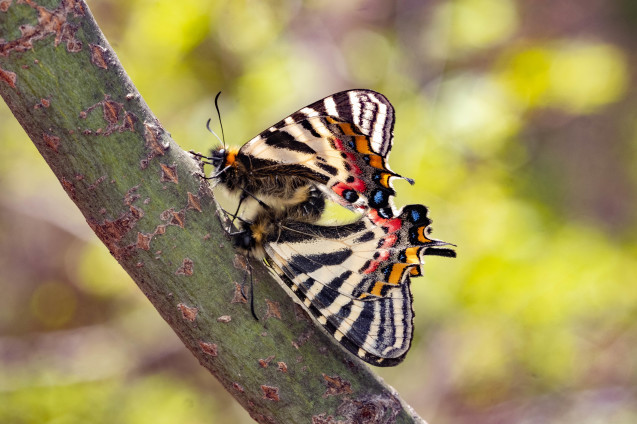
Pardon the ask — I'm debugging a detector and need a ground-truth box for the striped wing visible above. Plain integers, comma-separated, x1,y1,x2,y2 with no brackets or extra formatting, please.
264,205,455,366
240,90,409,219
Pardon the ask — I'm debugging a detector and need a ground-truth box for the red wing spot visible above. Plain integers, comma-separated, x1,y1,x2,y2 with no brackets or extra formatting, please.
349,177,366,192
380,233,398,249
332,137,345,151
331,181,349,197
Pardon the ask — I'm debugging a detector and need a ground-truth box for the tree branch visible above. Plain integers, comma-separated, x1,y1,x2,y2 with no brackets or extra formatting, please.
0,1,426,422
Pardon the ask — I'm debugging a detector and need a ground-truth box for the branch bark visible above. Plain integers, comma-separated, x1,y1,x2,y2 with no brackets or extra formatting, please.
0,1,427,423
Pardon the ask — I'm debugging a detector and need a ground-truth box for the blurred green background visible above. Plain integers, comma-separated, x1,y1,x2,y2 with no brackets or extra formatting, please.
2,0,637,422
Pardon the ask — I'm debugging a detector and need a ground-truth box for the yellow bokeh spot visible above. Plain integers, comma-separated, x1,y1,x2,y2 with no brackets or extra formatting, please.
548,42,628,113
497,42,628,113
427,0,518,57
30,281,77,328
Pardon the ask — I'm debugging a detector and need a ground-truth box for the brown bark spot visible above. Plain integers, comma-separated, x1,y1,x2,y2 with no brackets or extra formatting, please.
60,176,76,200
88,209,140,261
293,303,311,322
136,232,152,250
232,382,244,393
258,355,275,368
0,67,17,88
103,99,121,124
129,205,143,220
322,374,353,398
260,385,280,402
176,258,193,276
336,394,401,423
170,210,185,228
88,175,107,191
0,1,12,13
0,1,84,57
231,281,247,304
217,315,231,323
199,341,217,357
160,163,178,184
123,185,140,205
43,132,60,152
233,254,249,272
277,362,288,373
177,303,198,322
292,328,313,350
311,414,335,424
122,111,137,132
144,122,167,155
34,97,50,109
89,43,108,69
186,192,202,212
154,224,166,235
263,299,281,320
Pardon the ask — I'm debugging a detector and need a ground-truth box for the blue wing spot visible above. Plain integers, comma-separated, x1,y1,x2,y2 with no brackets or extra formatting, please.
370,189,389,208
343,190,359,203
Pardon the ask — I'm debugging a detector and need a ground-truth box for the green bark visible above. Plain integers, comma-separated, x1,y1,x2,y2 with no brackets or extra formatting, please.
0,1,426,422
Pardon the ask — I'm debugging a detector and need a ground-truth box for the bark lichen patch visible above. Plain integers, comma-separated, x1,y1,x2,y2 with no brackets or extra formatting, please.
178,303,198,322
217,315,231,323
176,257,194,276
0,0,84,56
142,122,169,167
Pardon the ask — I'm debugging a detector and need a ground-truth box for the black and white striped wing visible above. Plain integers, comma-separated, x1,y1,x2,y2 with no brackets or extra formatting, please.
239,90,409,219
264,205,455,366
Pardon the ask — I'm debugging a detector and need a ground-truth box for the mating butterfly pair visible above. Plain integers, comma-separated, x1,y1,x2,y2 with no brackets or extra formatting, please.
194,90,455,366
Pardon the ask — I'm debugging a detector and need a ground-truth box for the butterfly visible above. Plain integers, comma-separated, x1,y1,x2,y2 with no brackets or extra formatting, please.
193,89,413,255
193,89,455,365
264,204,455,366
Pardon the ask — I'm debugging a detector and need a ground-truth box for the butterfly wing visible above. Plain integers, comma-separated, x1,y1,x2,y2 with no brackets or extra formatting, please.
238,90,409,219
263,205,455,366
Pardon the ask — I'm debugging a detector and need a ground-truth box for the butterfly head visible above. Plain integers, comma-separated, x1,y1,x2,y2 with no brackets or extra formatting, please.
210,146,239,178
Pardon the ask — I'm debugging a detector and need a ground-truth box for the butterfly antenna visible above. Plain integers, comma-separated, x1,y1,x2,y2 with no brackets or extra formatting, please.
214,91,226,149
205,92,226,148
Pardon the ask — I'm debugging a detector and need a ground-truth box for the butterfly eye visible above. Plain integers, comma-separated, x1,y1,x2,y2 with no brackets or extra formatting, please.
211,149,226,169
